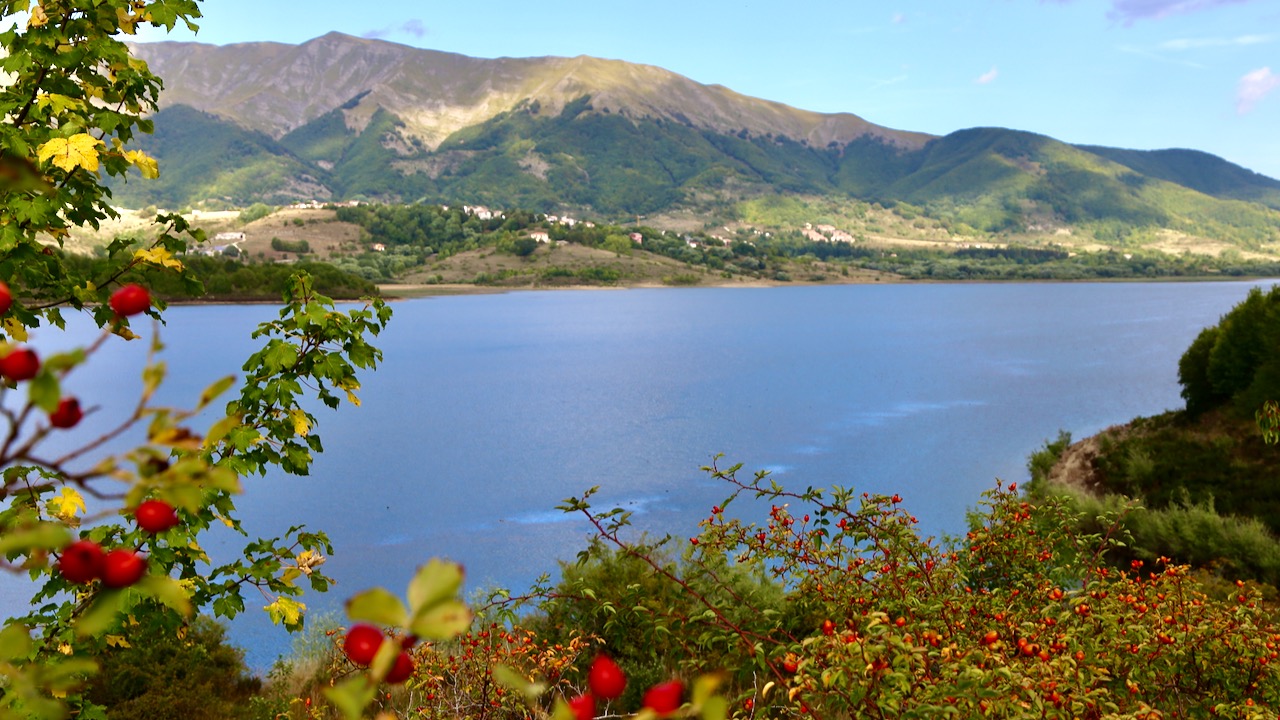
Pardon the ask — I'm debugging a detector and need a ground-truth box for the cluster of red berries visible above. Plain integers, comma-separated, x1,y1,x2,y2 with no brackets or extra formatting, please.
342,624,416,684
1,283,151,430
567,655,684,719
56,499,180,588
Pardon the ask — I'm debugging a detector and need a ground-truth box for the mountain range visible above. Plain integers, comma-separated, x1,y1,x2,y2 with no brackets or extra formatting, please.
118,32,1280,245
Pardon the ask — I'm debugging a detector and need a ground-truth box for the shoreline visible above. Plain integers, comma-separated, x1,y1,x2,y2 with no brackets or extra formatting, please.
376,273,1280,300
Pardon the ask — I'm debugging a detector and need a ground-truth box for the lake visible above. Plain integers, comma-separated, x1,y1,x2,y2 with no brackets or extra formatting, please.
2,280,1271,669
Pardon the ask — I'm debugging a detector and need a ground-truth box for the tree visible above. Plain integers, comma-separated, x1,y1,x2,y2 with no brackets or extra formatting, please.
0,4,408,718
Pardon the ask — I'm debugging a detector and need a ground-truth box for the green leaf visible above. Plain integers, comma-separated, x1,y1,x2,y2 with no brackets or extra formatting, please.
0,622,32,661
27,371,60,413
692,673,724,707
700,696,729,720
345,587,408,628
406,559,465,616
409,600,471,641
197,375,236,410
75,590,125,637
142,360,166,397
136,575,193,618
0,522,70,555
493,663,547,701
265,596,306,629
324,676,378,720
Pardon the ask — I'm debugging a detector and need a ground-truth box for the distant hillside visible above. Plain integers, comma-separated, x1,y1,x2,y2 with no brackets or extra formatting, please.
114,33,1280,252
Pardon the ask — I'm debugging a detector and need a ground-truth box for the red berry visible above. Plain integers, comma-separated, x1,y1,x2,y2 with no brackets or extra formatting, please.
101,549,147,588
0,280,11,315
58,539,105,584
48,397,83,429
109,284,150,317
343,624,384,666
134,499,180,534
566,694,595,720
588,654,626,700
822,619,835,636
385,650,415,684
643,680,683,716
0,347,39,381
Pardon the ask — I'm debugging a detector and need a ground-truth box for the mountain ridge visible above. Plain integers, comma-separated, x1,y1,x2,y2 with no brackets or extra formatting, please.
131,32,930,152
115,33,1280,252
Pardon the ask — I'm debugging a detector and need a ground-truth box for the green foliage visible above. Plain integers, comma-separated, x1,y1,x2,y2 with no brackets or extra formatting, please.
1177,285,1280,417
498,467,1280,717
529,543,784,708
0,9,396,717
84,616,260,720
271,237,311,254
238,203,275,225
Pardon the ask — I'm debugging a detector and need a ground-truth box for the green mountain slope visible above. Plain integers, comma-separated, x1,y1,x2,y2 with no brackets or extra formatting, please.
107,105,328,207
115,34,1280,250
1080,146,1280,210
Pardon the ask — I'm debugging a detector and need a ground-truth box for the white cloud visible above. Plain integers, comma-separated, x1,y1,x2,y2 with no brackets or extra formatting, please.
891,12,906,24
976,66,999,85
1160,34,1273,50
1237,66,1279,113
363,19,428,41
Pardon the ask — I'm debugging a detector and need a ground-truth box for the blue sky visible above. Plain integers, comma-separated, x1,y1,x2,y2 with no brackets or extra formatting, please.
132,0,1280,179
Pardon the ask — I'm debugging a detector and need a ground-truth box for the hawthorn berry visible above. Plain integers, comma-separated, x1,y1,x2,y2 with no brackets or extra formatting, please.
134,499,180,534
643,680,683,716
101,549,147,588
0,347,39,381
343,624,384,666
588,654,626,700
385,650,415,684
58,539,106,584
109,284,150,317
48,397,83,429
0,280,11,315
566,693,595,720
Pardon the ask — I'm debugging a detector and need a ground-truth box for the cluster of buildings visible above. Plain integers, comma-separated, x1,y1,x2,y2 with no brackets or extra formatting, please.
801,223,857,244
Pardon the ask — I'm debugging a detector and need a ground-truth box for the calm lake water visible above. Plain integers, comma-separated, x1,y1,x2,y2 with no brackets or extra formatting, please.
2,280,1273,668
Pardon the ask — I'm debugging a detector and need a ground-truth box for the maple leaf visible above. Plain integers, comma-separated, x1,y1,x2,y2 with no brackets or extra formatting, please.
124,149,158,179
37,134,103,174
133,246,182,270
47,487,86,522
28,4,48,29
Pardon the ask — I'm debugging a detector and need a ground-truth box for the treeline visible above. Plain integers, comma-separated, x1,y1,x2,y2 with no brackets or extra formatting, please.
334,201,1280,284
61,254,379,301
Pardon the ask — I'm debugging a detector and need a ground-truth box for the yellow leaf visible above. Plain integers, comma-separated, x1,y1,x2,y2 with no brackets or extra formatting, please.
3,318,28,342
340,379,362,407
187,541,209,563
124,149,159,179
133,246,182,270
289,409,310,437
105,635,131,648
280,567,302,587
115,6,138,34
28,4,48,28
47,487,87,522
265,597,306,627
37,134,103,174
57,643,72,656
295,549,326,575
